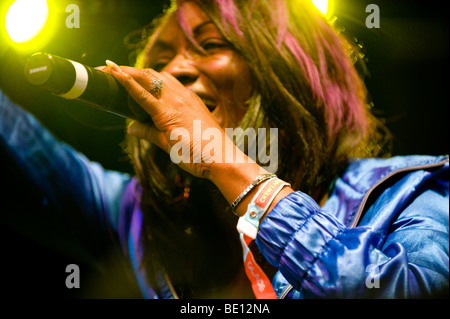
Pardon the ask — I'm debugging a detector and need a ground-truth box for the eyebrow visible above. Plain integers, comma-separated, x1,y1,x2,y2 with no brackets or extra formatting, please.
150,20,214,51
150,39,174,52
193,21,214,37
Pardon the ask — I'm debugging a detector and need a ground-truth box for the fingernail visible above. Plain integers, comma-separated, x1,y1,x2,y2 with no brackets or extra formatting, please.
127,120,137,134
105,59,120,71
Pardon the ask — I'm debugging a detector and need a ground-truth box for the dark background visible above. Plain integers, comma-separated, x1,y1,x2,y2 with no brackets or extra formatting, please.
0,0,448,299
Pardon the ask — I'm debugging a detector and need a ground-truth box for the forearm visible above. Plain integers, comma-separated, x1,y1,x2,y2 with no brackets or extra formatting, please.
0,89,129,231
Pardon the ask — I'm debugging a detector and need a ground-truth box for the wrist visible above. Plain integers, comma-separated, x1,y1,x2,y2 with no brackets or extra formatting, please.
207,147,270,216
206,138,293,217
205,137,266,183
211,165,269,214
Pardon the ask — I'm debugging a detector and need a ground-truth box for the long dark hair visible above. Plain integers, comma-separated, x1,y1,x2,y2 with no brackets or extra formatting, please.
126,0,392,298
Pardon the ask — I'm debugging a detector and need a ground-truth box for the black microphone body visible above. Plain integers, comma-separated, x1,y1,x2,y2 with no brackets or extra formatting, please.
24,52,149,121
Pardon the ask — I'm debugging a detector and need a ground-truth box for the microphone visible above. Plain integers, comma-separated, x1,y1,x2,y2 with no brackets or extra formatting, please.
24,52,150,121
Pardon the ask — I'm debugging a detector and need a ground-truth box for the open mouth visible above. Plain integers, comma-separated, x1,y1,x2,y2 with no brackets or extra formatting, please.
198,95,217,112
203,100,217,112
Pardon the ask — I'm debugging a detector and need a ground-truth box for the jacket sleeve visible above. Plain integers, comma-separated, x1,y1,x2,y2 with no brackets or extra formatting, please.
0,89,130,248
255,164,449,298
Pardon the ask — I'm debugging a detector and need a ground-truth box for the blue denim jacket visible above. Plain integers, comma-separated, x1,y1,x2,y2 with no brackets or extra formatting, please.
1,90,448,298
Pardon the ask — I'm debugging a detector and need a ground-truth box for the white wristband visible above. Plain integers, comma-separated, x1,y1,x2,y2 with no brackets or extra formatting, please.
236,178,290,239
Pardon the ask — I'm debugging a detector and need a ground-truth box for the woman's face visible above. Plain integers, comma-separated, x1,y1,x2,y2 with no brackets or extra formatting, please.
143,1,252,129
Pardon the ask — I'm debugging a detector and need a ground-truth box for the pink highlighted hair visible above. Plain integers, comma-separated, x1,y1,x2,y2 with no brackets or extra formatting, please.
136,0,391,192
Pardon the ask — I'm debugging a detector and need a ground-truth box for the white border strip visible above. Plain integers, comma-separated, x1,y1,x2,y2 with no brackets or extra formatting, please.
59,60,88,99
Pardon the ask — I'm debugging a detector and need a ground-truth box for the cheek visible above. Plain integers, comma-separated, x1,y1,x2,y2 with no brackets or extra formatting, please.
202,54,253,103
230,58,253,104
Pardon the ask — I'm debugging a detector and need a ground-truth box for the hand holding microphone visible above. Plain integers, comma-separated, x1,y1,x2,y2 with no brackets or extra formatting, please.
24,52,151,121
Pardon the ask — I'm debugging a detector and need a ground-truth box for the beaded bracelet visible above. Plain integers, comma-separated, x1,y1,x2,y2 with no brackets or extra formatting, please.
231,173,276,213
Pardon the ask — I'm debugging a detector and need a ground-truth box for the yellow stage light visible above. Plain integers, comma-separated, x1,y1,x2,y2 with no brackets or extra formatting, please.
2,0,56,51
6,0,48,43
312,0,334,18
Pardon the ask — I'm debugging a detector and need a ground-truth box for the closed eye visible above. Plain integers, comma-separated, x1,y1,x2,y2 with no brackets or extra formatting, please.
200,40,230,53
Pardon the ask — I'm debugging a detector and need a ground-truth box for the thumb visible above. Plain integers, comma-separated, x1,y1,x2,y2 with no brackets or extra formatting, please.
127,120,171,154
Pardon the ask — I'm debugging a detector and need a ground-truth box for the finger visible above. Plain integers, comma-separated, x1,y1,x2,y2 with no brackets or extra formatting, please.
105,60,160,118
94,66,108,71
109,65,161,83
111,66,180,91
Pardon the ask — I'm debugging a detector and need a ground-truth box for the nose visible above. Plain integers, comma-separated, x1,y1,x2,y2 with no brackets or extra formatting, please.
163,51,199,86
